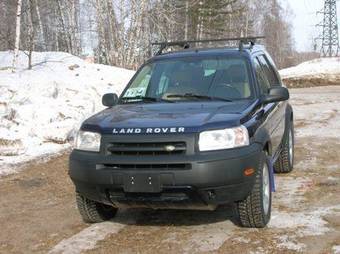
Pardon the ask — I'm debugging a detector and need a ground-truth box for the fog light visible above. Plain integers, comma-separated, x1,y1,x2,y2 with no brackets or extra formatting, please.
244,168,255,176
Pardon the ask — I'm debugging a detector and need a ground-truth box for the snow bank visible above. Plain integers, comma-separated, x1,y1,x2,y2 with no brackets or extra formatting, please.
279,57,340,88
280,57,340,79
0,51,134,174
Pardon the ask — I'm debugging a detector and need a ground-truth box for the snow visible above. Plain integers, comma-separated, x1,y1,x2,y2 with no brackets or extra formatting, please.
49,221,126,254
279,57,340,79
270,208,331,236
273,177,311,209
333,246,340,254
276,235,306,252
0,51,134,174
183,220,233,253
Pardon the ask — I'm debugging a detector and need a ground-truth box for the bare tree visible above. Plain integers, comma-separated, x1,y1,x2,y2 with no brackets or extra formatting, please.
56,0,72,53
27,0,35,69
1,0,297,70
262,0,295,68
12,0,23,72
34,0,46,50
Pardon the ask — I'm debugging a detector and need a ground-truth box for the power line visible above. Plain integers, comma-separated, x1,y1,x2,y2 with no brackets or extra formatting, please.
316,0,340,57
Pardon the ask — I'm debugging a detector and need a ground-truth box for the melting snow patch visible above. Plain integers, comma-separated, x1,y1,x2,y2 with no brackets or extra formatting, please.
249,247,270,254
232,236,251,244
276,235,306,252
332,245,340,254
183,220,233,253
269,205,340,237
274,177,311,209
48,221,126,254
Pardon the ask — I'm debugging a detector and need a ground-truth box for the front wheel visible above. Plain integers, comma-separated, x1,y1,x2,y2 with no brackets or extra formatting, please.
235,153,272,228
76,193,118,223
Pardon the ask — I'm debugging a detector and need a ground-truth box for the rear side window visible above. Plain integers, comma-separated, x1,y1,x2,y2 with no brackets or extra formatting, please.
257,55,280,86
254,58,270,95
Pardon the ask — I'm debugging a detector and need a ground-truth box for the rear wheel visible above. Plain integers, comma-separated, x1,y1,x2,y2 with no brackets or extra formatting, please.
274,121,294,173
76,193,118,223
235,152,272,228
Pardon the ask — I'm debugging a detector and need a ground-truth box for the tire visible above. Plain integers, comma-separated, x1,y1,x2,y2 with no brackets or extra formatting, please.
274,120,294,173
76,193,118,223
235,152,272,228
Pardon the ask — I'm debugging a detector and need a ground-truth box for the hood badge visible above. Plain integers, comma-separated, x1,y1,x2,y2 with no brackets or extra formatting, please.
112,127,185,134
164,145,176,152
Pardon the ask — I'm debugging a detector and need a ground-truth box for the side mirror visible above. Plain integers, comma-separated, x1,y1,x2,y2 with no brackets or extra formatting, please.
102,93,118,107
262,87,289,104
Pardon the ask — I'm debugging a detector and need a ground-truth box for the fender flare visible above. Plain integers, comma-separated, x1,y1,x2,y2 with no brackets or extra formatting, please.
284,103,294,132
253,127,272,156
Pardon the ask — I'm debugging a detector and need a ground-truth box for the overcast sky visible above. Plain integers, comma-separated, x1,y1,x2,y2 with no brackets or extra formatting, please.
285,0,340,52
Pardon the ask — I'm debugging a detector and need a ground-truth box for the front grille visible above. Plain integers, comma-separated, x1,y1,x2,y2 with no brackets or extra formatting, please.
101,163,191,170
106,142,187,156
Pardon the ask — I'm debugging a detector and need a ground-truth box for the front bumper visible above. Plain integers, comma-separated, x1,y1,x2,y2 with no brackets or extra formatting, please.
69,141,263,210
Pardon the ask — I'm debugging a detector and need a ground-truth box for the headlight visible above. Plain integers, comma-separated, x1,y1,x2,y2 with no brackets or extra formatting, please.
75,130,101,152
199,125,249,151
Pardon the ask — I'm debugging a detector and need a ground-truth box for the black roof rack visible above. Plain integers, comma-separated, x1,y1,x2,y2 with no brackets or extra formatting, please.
152,36,265,55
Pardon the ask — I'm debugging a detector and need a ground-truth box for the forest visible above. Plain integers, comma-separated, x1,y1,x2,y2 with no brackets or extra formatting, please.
1,0,302,70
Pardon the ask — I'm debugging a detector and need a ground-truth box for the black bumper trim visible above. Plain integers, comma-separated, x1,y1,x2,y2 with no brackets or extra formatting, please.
69,143,262,209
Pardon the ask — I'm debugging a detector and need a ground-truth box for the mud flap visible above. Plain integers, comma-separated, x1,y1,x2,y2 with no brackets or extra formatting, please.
268,157,276,192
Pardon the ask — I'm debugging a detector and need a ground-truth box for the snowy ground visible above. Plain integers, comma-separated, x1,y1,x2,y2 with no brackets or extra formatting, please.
0,51,134,174
279,57,340,88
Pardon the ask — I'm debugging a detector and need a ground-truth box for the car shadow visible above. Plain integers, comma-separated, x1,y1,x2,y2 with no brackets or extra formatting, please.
113,204,241,227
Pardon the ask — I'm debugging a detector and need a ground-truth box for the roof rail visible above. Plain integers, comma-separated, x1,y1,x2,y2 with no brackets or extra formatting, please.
152,36,265,55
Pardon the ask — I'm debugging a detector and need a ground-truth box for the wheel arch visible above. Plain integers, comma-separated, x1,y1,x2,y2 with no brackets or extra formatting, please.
253,127,273,156
286,103,294,124
263,141,272,156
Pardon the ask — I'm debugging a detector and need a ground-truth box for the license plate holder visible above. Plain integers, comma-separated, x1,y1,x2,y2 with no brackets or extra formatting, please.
124,174,161,193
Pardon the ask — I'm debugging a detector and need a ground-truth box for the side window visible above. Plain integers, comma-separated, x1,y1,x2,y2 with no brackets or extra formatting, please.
254,58,270,95
258,55,280,86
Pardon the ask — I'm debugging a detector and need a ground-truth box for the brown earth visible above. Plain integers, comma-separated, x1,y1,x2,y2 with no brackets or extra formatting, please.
0,154,86,253
282,76,340,88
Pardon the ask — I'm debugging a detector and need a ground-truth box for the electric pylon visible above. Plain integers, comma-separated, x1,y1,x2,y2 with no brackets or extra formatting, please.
317,0,340,57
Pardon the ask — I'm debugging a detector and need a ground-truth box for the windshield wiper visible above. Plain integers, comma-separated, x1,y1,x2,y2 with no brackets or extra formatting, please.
165,93,232,102
120,96,174,103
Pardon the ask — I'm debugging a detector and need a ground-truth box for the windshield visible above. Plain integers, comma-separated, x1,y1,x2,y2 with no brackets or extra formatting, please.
121,56,253,103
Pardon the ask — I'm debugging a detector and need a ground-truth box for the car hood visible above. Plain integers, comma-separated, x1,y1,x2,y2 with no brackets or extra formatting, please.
82,100,257,134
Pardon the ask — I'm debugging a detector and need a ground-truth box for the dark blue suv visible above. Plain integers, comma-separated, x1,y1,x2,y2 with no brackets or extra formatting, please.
69,38,294,228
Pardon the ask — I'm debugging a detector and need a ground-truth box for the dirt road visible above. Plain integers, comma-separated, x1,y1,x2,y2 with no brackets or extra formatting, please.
1,86,339,254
